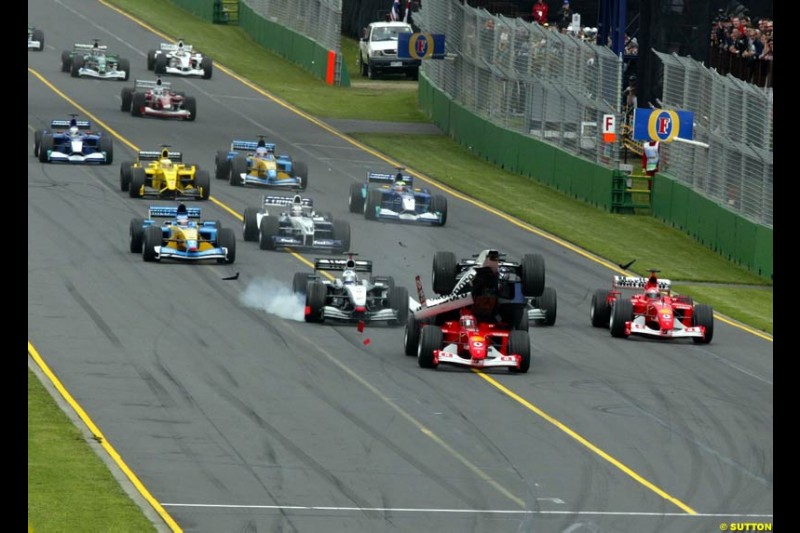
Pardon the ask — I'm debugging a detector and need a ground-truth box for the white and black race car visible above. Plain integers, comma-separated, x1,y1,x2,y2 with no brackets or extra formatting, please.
293,253,409,324
147,40,212,79
242,194,350,253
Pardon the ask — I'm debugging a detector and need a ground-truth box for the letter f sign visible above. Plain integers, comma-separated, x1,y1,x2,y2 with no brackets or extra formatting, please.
657,116,671,135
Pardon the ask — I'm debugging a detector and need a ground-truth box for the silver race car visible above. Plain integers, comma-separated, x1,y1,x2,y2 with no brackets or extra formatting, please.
147,40,213,79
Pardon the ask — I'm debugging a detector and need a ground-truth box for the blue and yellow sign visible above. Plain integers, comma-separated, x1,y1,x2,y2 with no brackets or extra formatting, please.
632,108,694,143
397,33,446,60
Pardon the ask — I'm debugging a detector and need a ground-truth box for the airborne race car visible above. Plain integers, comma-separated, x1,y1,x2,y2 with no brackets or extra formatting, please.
241,194,350,253
218,138,308,190
147,40,213,79
61,40,129,80
590,269,714,343
293,253,409,325
349,170,447,226
121,78,197,121
403,249,540,373
120,146,210,201
28,25,44,51
35,117,113,164
129,204,235,264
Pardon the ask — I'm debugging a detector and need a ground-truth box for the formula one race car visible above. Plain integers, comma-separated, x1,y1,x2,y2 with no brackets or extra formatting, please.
61,39,129,80
35,116,113,164
403,250,534,372
121,78,197,121
129,204,235,264
243,194,350,253
293,253,409,325
590,269,714,343
147,39,213,79
28,25,44,51
218,137,308,190
349,169,447,226
120,146,210,200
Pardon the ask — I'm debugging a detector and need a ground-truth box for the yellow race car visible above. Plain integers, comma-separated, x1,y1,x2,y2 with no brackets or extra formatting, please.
120,146,210,200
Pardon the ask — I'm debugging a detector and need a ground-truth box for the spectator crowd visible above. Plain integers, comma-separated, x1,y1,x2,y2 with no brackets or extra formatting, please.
709,10,772,87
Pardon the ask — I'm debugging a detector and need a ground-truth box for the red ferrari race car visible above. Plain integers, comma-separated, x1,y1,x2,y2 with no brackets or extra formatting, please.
403,249,533,372
590,269,714,343
121,78,196,121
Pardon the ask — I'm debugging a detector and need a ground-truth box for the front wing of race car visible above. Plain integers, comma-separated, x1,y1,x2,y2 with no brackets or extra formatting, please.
141,106,192,120
240,173,303,189
46,150,108,164
374,206,443,225
151,245,230,262
434,344,522,369
321,305,399,322
136,184,204,200
78,68,127,80
267,234,343,251
164,65,206,77
625,316,706,340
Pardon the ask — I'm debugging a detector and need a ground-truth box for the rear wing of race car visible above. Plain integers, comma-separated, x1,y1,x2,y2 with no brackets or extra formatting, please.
366,171,414,187
74,43,108,52
134,79,172,90
148,206,201,219
138,150,183,162
314,258,373,274
50,119,91,130
160,42,194,53
231,140,277,153
262,195,313,208
613,275,672,292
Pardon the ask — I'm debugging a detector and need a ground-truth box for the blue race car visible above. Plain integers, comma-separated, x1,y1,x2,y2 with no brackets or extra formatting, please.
129,204,236,264
34,117,113,164
214,137,308,190
349,169,447,226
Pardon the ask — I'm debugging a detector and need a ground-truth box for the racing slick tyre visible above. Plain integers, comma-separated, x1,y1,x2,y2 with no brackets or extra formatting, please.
146,49,156,70
215,150,230,180
194,169,211,200
609,298,633,338
216,227,236,264
590,289,611,327
99,135,113,164
389,286,410,325
201,57,213,79
229,155,247,187
129,167,146,198
184,96,197,121
403,314,422,355
520,253,546,297
417,326,442,369
430,195,448,226
293,272,312,296
305,281,327,323
142,226,163,262
38,134,54,163
154,54,167,74
120,87,133,112
34,129,45,157
131,91,146,117
691,304,714,344
333,219,351,253
534,286,557,326
70,55,84,77
349,182,365,212
500,304,529,332
61,50,72,72
32,29,45,50
432,251,458,295
258,216,280,250
118,58,130,81
293,161,308,190
364,189,382,220
120,162,133,191
242,206,260,241
372,276,395,293
129,218,144,253
508,330,531,373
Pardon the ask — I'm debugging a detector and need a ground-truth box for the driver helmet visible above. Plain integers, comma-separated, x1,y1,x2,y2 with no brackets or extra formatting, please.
161,158,173,169
460,314,477,331
291,204,303,216
342,270,357,285
255,146,268,157
69,126,80,136
645,288,660,300
395,180,406,192
176,213,189,226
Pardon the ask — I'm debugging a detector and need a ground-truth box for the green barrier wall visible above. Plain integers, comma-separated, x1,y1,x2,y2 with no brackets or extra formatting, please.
419,76,772,280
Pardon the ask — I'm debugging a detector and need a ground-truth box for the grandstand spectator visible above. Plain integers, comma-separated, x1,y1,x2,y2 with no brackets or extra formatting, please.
555,0,572,31
532,0,548,25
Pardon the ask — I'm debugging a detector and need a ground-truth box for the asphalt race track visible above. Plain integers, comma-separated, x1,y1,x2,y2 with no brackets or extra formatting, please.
28,1,773,532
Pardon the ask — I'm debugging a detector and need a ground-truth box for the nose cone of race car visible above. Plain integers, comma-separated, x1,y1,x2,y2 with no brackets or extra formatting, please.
656,307,675,332
70,139,84,154
467,335,487,361
186,239,198,252
401,195,416,212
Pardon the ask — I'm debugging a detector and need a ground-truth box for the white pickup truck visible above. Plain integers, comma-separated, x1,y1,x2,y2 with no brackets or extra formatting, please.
357,21,420,80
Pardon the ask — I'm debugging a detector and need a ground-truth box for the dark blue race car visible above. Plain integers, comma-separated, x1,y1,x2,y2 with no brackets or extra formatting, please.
348,170,447,226
214,137,308,190
34,116,113,164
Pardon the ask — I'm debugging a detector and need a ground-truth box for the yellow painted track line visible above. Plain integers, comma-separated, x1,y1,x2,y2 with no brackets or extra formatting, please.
28,341,183,532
